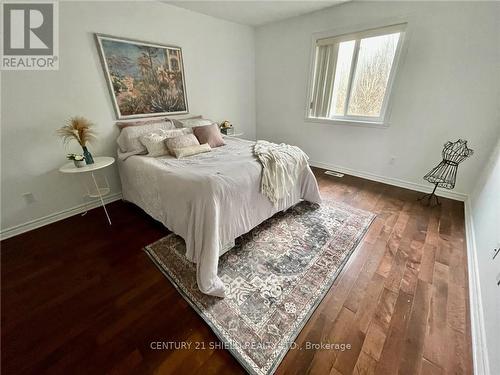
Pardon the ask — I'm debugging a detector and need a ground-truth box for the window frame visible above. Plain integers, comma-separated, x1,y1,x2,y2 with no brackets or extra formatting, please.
305,19,410,128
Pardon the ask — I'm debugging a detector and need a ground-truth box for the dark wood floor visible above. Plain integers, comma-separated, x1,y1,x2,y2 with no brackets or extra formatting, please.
1,168,472,375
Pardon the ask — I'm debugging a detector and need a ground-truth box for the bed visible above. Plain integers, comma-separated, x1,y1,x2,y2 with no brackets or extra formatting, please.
118,137,322,297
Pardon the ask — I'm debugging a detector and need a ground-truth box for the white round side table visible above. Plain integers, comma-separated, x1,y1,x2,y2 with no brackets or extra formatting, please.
59,156,115,225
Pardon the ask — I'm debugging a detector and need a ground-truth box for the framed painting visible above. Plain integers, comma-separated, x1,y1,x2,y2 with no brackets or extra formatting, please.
95,34,189,119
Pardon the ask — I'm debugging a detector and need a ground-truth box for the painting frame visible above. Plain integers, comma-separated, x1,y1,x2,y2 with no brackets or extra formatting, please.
95,34,189,120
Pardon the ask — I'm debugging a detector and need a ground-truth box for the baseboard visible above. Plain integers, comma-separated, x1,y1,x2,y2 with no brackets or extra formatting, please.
309,160,467,201
0,192,123,241
464,199,491,375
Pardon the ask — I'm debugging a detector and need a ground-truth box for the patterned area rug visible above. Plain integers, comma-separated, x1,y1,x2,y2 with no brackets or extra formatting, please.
145,200,374,375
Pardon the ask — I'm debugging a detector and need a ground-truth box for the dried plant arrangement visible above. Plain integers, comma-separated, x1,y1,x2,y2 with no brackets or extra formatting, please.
57,116,96,147
57,116,97,164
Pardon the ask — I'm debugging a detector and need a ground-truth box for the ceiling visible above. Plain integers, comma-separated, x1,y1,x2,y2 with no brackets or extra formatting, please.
165,1,347,27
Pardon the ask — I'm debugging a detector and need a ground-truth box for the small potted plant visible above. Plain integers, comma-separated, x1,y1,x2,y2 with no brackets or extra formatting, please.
67,153,86,168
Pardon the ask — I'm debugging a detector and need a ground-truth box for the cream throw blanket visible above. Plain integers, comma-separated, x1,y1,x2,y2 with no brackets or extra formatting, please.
254,140,310,206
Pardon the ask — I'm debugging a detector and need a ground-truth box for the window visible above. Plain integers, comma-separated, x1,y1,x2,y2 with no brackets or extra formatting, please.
307,23,406,126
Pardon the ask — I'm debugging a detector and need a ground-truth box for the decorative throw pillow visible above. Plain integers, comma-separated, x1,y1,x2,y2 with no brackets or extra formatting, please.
192,123,225,148
165,133,200,155
140,132,170,157
162,128,192,138
173,143,212,159
141,128,193,156
117,121,178,160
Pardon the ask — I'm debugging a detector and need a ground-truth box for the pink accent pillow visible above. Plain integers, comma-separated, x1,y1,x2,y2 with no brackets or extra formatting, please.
192,124,225,148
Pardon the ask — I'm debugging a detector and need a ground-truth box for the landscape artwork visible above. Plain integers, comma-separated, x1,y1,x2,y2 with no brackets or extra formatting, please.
96,35,188,119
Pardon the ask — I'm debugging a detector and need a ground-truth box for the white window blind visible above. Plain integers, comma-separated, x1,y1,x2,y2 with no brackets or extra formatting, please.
310,44,338,118
308,23,406,125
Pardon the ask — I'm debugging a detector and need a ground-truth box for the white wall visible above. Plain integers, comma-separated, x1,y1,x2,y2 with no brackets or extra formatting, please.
255,1,500,196
1,1,255,235
469,139,500,375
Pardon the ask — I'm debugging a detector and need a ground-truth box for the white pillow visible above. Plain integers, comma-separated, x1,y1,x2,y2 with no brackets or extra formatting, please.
176,118,216,128
167,115,202,128
116,117,174,130
140,128,192,157
116,121,177,160
140,132,169,157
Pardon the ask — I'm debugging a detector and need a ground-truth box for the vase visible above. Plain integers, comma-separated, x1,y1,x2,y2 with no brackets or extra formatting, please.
82,146,94,165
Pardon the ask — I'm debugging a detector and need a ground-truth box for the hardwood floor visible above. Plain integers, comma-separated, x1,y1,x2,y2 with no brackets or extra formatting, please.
1,168,472,375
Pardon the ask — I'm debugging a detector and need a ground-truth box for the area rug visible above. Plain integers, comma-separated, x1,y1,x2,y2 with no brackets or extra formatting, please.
145,200,375,375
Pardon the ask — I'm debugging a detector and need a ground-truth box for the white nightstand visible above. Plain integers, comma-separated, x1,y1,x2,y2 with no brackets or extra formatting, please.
59,156,115,225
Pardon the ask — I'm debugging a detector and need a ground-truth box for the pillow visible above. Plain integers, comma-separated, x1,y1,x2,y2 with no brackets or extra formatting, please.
173,143,212,158
117,126,190,161
192,123,225,148
162,128,192,138
116,121,177,159
116,117,174,130
165,134,200,155
167,115,202,128
139,128,193,157
140,132,168,157
175,118,216,128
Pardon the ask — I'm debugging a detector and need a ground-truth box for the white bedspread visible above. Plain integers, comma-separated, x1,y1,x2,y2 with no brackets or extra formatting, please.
118,137,321,297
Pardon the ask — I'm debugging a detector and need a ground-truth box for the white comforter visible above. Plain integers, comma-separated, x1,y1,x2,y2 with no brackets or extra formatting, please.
118,137,321,297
